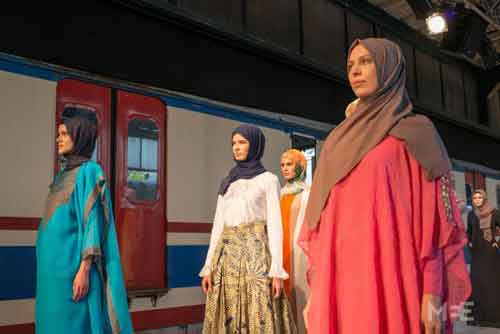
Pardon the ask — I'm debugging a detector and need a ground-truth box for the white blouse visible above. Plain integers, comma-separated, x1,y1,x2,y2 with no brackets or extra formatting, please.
199,172,288,279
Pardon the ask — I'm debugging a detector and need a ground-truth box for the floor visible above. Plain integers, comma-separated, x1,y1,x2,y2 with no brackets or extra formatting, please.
455,322,500,333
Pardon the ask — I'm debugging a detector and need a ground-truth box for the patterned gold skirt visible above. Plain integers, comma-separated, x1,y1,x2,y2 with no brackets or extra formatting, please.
202,222,297,334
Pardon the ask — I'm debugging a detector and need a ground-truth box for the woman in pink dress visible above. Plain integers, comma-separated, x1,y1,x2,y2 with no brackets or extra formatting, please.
299,38,471,334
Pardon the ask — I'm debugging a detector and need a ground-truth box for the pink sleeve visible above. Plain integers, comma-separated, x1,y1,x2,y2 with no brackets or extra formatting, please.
407,151,471,326
298,219,320,287
422,249,443,296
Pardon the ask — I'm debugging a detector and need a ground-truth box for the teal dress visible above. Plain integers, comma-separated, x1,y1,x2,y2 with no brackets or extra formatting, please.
36,161,133,334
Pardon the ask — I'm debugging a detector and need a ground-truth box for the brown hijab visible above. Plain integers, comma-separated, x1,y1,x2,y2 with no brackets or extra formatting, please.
305,38,451,230
473,189,494,229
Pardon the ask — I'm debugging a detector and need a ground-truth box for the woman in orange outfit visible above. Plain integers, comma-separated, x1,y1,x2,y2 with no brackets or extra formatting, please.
280,148,310,334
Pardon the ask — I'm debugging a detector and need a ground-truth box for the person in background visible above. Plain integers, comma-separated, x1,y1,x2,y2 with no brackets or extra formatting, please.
36,108,133,334
280,149,310,334
200,124,296,334
299,38,471,334
467,189,500,327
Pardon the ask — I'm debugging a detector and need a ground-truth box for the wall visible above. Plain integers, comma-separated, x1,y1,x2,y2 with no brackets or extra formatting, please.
0,70,55,217
167,106,291,223
486,177,500,209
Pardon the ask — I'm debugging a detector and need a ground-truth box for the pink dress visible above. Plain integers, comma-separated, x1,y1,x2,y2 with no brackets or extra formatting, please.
299,136,470,334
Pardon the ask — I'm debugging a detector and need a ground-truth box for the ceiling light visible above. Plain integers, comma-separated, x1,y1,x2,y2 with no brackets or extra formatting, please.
426,12,448,34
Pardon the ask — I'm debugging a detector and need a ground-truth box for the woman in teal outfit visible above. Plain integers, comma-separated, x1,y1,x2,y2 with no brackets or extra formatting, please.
36,108,133,334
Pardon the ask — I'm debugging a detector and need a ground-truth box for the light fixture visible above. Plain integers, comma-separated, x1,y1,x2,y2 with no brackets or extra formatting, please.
426,12,448,34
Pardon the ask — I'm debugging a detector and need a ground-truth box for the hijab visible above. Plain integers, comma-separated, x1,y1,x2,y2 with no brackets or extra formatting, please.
60,107,98,171
304,38,451,229
218,124,267,195
281,149,307,196
473,189,494,229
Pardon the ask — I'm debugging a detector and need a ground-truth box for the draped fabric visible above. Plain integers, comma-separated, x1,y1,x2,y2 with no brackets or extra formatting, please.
298,136,470,334
202,222,296,334
36,161,133,334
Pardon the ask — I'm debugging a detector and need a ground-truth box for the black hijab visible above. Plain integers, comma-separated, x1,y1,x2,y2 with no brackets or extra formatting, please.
60,107,98,171
218,124,267,195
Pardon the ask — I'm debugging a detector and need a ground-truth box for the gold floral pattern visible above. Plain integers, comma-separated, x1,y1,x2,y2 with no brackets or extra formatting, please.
440,175,455,226
203,222,297,334
41,168,79,228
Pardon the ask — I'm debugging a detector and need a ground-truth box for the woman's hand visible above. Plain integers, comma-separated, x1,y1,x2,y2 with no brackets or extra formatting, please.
272,277,283,299
421,294,444,334
201,275,212,294
303,296,311,330
73,259,91,302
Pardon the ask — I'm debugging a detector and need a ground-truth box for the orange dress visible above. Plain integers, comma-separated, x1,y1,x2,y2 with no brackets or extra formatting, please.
280,193,296,299
281,189,309,334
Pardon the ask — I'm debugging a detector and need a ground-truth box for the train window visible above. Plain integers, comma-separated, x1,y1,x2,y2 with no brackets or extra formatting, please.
291,134,316,186
127,118,159,201
497,185,500,208
303,147,316,186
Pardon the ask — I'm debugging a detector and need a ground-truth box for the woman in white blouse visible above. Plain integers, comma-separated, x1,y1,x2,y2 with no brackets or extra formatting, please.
200,124,296,334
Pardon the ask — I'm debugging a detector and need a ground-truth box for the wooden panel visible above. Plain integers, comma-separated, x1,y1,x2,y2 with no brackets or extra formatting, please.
246,0,300,52
464,70,479,122
378,31,417,101
302,0,346,76
182,0,243,32
415,49,443,111
441,62,466,119
346,12,375,48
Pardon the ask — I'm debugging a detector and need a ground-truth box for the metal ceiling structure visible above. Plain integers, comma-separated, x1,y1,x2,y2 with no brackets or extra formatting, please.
367,0,500,66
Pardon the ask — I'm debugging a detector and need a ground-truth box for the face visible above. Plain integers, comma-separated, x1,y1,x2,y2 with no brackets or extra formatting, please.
347,44,379,100
473,193,485,208
57,124,74,155
232,133,250,161
280,156,297,181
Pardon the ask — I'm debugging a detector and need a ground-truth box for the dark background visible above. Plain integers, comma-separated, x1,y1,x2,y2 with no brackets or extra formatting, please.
0,0,499,169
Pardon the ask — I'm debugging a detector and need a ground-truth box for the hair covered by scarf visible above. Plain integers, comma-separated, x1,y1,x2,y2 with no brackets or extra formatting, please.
473,189,494,229
218,124,267,195
281,149,307,196
60,107,98,171
303,38,451,230
282,149,307,181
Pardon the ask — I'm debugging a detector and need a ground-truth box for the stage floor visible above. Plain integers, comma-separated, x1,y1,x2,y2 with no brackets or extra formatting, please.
455,322,500,333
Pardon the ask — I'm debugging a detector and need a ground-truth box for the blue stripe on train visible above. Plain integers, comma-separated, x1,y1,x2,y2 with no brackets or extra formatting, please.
0,245,208,300
0,246,37,300
0,58,60,81
167,246,207,288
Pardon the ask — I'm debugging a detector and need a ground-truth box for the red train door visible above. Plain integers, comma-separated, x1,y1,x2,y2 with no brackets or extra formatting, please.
115,90,167,291
55,79,111,177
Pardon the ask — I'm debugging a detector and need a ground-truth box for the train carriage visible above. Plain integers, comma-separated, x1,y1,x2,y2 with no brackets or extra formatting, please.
0,54,327,333
0,53,499,334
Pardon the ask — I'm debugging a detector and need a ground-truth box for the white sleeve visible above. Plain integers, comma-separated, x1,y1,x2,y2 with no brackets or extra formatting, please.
199,195,225,277
265,175,289,279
